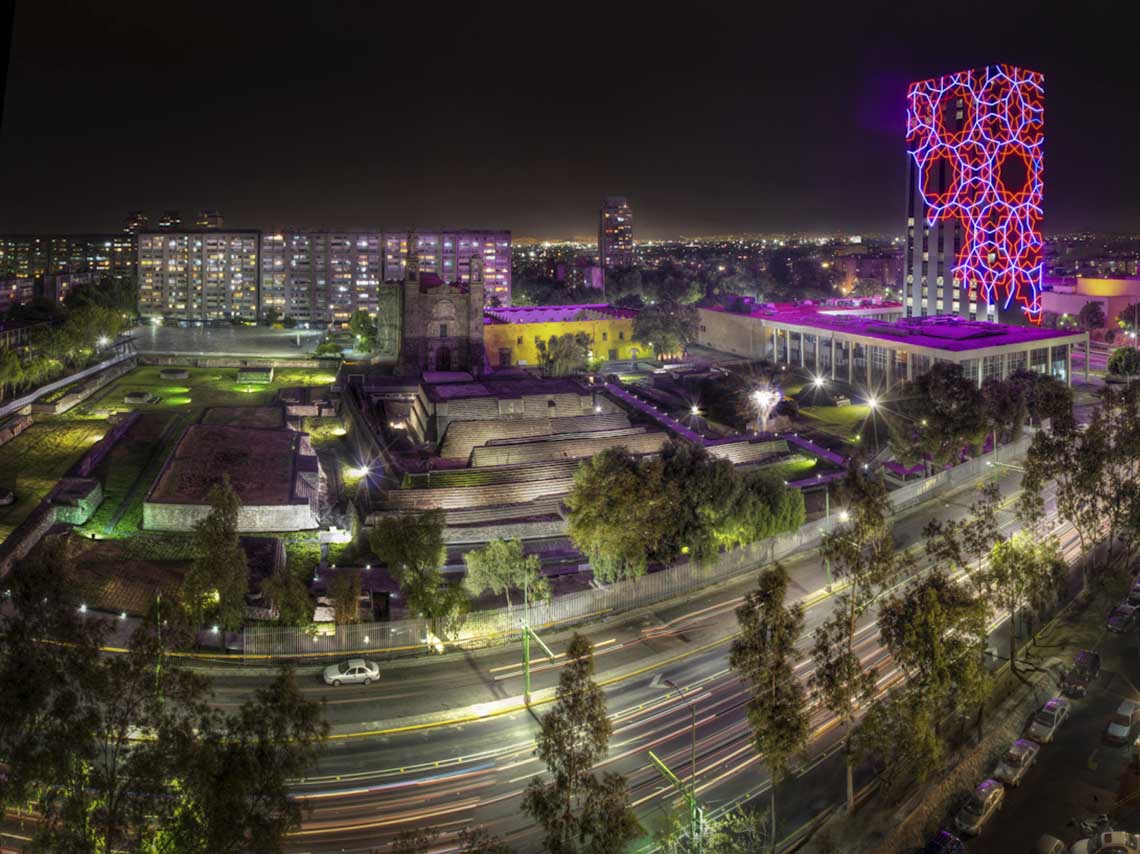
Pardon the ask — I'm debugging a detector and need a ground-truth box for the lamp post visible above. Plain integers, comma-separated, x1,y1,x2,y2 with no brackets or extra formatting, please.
649,677,703,850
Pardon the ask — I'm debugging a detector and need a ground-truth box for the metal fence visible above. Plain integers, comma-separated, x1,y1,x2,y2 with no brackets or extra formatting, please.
241,434,1035,658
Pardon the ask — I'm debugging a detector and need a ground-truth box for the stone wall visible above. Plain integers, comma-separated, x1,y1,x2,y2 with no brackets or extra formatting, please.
0,414,32,448
696,307,765,358
29,358,137,415
442,518,567,544
0,503,58,578
470,430,666,467
138,354,341,371
71,411,142,477
143,500,319,533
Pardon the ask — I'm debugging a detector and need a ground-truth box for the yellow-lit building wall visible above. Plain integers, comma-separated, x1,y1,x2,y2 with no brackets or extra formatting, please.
483,317,642,367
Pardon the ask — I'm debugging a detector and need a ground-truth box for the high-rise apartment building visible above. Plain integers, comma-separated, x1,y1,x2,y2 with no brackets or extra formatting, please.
381,230,511,304
903,65,1045,323
0,234,136,286
598,196,634,271
157,211,183,229
260,231,384,326
138,230,259,320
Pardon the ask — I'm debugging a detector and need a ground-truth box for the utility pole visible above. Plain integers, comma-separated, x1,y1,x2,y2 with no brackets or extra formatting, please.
522,573,555,706
654,678,704,850
649,749,705,851
823,488,832,586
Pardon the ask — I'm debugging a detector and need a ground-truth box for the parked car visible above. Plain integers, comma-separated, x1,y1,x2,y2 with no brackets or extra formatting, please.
1034,834,1065,854
322,658,380,687
1105,700,1140,745
1026,697,1072,743
1070,830,1140,854
954,779,1005,836
923,830,965,853
993,738,1040,786
1107,602,1138,633
1063,650,1102,697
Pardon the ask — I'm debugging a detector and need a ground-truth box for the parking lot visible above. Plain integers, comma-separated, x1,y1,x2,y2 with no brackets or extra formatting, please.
956,607,1140,849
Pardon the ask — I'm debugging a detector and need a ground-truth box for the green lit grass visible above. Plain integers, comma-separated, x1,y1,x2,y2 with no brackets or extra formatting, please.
799,403,869,442
0,419,108,540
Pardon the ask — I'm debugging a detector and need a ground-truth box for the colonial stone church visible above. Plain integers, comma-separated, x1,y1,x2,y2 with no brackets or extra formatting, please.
374,250,486,375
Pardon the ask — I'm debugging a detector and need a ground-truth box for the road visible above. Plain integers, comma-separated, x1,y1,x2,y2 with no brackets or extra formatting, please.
182,464,1077,852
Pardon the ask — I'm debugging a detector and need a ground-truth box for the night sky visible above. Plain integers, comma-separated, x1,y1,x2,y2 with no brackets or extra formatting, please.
0,1,1136,238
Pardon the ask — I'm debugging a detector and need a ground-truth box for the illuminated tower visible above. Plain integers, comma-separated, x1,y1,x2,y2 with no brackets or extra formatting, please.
598,196,634,272
903,65,1044,324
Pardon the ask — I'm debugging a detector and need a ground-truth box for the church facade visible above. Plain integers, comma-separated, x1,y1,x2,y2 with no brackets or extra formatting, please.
374,251,487,375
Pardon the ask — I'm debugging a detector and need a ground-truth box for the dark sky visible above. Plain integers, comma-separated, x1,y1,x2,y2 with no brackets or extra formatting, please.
0,1,1136,239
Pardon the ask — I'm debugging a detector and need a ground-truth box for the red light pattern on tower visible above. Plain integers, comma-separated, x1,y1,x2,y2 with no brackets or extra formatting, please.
907,65,1045,322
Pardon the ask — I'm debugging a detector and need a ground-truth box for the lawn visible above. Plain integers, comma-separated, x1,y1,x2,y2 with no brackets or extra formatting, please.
798,403,870,442
2,365,342,544
0,418,108,540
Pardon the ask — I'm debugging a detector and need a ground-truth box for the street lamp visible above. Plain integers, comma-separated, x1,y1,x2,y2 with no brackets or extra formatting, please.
750,384,781,434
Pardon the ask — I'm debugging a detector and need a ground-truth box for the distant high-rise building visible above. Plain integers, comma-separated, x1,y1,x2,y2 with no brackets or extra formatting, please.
157,211,182,229
196,210,225,229
903,64,1045,323
125,211,149,234
137,229,259,320
260,230,383,326
0,234,136,286
598,196,634,272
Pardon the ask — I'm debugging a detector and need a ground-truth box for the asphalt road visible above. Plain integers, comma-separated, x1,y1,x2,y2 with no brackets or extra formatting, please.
192,464,1071,853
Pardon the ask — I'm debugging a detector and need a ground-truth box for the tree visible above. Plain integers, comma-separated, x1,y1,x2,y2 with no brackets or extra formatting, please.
183,475,249,632
885,362,987,473
464,538,549,610
633,299,699,357
924,480,1004,575
0,542,327,853
811,465,905,813
1008,368,1073,430
867,571,990,780
981,377,1026,446
565,448,672,582
156,667,328,853
1109,346,1140,377
259,568,313,626
370,510,467,636
522,634,640,854
656,807,771,854
348,309,376,351
981,533,1065,669
0,347,23,402
328,570,362,624
729,565,809,850
537,332,591,377
1079,300,1106,331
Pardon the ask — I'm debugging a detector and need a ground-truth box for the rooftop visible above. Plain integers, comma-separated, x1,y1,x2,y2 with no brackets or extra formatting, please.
484,304,637,325
705,302,1086,352
424,374,591,403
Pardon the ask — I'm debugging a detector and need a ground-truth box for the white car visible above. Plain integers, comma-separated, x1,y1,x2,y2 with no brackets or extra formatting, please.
954,778,1005,836
1026,697,1072,743
993,738,1040,787
1070,831,1140,854
1106,700,1140,745
322,658,380,687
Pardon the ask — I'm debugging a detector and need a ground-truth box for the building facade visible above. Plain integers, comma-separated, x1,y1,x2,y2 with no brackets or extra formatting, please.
698,301,1087,390
483,304,640,368
137,230,260,320
260,231,383,327
381,230,511,305
598,196,634,271
397,254,486,374
904,65,1045,324
0,234,136,285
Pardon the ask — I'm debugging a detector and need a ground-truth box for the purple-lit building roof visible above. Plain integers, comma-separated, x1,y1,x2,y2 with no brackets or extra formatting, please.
703,302,1085,354
484,304,637,325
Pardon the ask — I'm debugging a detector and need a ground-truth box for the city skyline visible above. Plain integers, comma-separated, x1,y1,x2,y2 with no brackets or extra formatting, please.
1,3,1138,238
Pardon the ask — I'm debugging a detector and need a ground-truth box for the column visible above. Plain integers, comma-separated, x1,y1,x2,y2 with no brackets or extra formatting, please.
830,337,837,380
865,345,872,389
847,341,854,384
770,326,777,362
785,329,791,365
799,332,806,368
1067,344,1073,388
1085,337,1090,382
815,335,821,373
907,351,914,381
886,349,894,389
